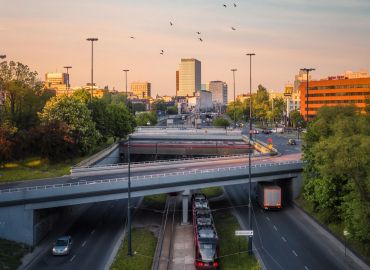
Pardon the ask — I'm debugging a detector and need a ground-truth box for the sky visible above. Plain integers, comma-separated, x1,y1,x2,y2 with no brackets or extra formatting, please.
1,0,370,99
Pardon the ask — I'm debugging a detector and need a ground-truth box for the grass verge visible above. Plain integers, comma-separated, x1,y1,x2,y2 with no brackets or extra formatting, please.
0,138,115,183
295,196,370,262
0,238,28,270
212,200,260,270
201,187,223,199
143,194,167,210
110,229,156,270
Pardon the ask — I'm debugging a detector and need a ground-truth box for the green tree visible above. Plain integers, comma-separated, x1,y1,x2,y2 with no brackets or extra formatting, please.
135,112,157,126
107,103,135,140
289,110,305,128
270,97,285,123
89,98,110,140
252,85,270,125
0,121,17,164
213,117,230,128
72,88,90,104
151,100,167,112
39,96,100,154
0,61,51,129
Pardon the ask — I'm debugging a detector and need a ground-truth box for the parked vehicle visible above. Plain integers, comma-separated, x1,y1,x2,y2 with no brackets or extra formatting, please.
52,236,72,255
257,183,282,210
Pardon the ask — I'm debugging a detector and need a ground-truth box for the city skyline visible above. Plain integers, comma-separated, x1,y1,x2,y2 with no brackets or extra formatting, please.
1,0,370,99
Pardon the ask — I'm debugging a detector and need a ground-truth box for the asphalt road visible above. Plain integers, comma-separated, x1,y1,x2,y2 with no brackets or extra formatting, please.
28,198,138,270
225,184,357,270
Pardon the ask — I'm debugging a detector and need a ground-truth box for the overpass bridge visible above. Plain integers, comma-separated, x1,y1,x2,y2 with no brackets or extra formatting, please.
0,153,303,246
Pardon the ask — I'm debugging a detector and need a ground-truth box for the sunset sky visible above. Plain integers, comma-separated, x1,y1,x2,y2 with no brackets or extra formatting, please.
1,0,370,98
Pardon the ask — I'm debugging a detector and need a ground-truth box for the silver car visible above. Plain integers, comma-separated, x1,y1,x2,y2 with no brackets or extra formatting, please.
52,236,72,255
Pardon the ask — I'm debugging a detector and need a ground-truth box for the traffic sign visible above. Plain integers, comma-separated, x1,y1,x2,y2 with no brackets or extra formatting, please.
235,230,253,236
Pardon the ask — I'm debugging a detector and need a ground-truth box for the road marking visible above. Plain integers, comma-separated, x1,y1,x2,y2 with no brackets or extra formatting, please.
91,229,95,235
292,250,298,257
304,266,309,270
70,255,76,262
82,241,87,247
266,217,270,221
273,225,278,231
281,236,287,242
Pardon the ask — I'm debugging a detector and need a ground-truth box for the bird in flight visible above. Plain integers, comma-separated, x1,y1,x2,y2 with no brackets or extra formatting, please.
130,36,135,39
234,3,237,7
231,27,236,30
160,52,164,55
170,21,173,26
199,37,203,42
196,32,201,35
223,4,227,7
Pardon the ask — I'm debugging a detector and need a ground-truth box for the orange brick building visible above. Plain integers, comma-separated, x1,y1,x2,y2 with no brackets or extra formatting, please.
300,75,370,121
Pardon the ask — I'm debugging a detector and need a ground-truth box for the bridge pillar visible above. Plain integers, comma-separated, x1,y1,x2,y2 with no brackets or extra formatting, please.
181,190,190,225
0,205,34,246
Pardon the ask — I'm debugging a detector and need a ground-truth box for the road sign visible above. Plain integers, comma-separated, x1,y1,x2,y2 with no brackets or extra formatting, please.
235,230,253,236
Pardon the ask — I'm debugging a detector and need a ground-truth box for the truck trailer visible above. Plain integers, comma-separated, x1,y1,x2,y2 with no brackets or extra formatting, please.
257,182,282,210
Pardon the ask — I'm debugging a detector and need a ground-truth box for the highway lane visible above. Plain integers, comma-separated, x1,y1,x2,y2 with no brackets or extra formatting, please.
28,198,138,270
225,184,357,270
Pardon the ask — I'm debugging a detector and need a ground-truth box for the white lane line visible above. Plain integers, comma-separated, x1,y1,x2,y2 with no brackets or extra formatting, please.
292,250,298,257
82,241,87,247
91,229,95,235
281,236,287,242
266,216,270,221
273,225,278,231
304,266,309,270
70,255,76,262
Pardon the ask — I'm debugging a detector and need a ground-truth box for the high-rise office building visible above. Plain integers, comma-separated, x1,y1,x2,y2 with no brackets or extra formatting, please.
209,81,228,105
299,70,370,121
177,58,201,97
44,72,69,95
176,70,179,96
131,82,151,99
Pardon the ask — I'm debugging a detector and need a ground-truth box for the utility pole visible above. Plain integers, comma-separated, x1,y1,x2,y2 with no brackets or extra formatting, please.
123,69,130,107
86,38,98,101
300,68,315,122
63,66,72,95
231,69,237,128
246,53,255,255
127,135,132,256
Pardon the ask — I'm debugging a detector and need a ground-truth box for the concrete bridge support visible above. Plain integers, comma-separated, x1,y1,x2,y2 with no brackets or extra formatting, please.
292,173,304,199
0,205,35,246
182,190,190,225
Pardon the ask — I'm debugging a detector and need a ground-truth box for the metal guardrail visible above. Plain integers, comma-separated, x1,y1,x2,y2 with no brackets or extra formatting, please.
1,160,303,195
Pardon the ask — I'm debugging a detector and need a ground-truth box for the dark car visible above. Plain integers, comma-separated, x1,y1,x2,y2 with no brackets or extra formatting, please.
288,139,296,145
52,236,73,255
262,129,272,134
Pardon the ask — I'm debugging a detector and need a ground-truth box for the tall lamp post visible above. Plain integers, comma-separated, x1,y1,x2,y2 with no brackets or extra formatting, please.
231,69,237,128
246,53,255,255
127,135,132,256
300,68,315,122
123,69,130,107
86,37,98,101
63,66,72,96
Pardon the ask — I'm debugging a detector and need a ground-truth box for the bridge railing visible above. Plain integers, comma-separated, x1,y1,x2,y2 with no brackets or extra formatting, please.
1,160,304,195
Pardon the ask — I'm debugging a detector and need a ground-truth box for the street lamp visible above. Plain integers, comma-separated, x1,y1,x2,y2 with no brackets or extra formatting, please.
300,68,315,122
246,53,255,255
231,69,237,128
86,37,98,101
123,69,130,107
127,135,132,256
63,66,72,96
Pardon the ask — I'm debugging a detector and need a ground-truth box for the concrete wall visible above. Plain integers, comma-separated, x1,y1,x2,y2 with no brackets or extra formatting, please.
0,205,34,245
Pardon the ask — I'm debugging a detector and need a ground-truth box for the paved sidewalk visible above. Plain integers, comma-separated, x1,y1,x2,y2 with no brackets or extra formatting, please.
170,224,195,270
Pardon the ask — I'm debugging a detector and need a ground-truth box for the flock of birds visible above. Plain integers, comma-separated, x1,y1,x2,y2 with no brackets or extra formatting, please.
129,2,239,56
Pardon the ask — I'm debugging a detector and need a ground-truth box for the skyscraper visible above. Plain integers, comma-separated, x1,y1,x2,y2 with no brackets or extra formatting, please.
44,72,69,95
176,70,179,96
178,58,201,97
209,81,228,105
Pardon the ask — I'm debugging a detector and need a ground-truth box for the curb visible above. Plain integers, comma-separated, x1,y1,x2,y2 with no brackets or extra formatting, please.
292,202,370,270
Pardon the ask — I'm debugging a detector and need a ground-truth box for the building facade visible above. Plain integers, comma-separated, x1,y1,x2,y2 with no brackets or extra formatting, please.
178,58,201,97
131,82,151,99
187,90,213,112
44,72,69,95
209,81,228,106
300,70,370,120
